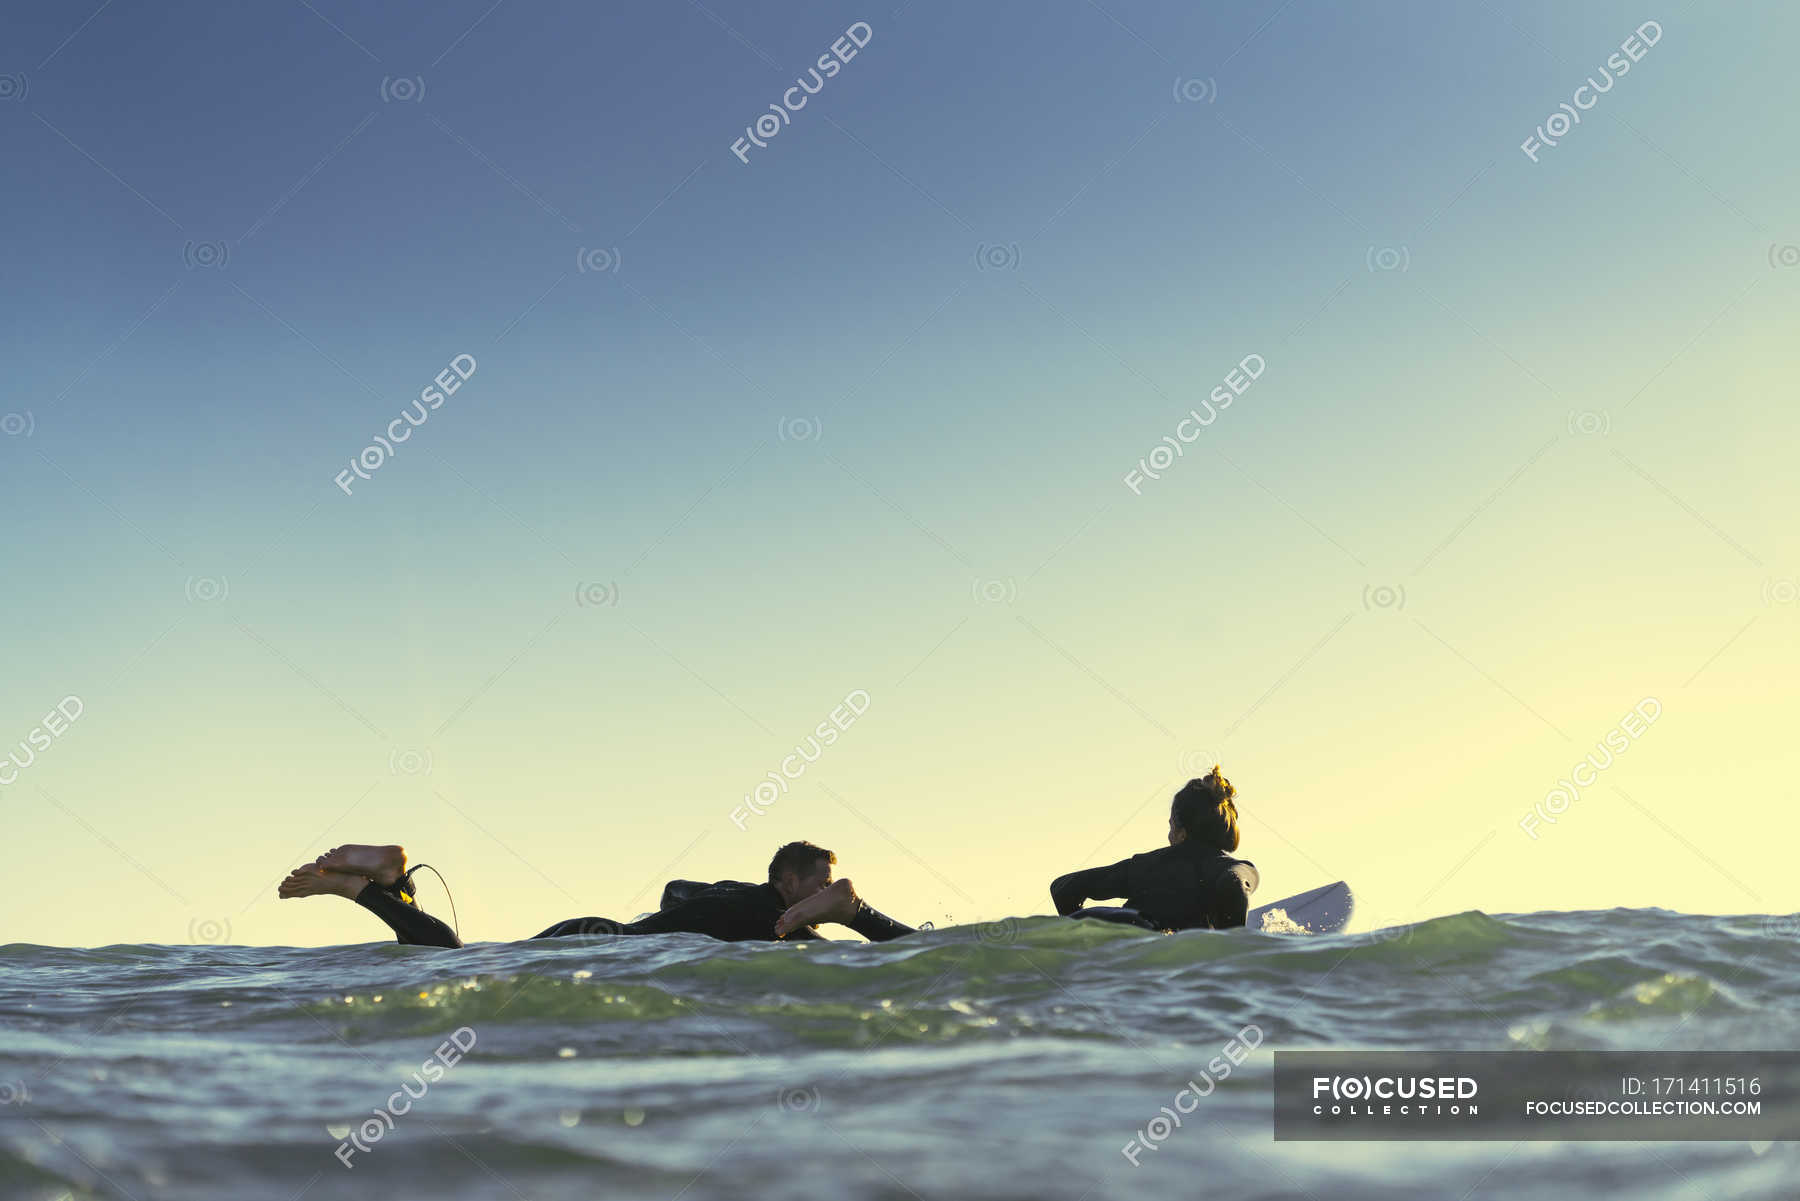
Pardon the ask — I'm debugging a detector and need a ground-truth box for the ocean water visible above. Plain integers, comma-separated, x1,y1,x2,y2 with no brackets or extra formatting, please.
2,909,1797,1201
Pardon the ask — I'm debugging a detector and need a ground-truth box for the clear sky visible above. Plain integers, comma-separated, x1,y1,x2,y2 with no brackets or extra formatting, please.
3,1,1795,947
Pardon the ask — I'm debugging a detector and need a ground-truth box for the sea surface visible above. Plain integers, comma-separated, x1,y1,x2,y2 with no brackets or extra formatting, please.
3,909,1797,1201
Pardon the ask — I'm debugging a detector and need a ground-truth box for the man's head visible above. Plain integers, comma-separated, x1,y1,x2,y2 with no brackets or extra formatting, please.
769,840,836,906
1168,766,1239,851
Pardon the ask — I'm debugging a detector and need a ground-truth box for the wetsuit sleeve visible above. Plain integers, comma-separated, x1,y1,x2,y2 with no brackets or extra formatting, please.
355,881,463,948
1050,858,1132,915
844,900,916,942
1210,863,1258,929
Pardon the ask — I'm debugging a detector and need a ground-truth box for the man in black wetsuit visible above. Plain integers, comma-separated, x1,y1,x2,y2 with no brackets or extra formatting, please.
277,840,914,949
1049,766,1259,931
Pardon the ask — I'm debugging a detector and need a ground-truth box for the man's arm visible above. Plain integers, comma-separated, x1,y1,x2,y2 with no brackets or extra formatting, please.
774,878,916,940
843,899,915,942
1049,858,1132,915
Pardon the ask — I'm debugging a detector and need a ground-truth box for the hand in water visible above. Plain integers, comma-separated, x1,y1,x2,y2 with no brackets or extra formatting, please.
775,878,860,937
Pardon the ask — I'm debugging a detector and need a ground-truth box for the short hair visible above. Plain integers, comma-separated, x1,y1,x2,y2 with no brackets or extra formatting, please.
768,840,835,884
1172,767,1239,851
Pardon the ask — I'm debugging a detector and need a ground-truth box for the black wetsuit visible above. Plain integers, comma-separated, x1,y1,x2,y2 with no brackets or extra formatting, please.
1049,841,1259,931
355,876,915,949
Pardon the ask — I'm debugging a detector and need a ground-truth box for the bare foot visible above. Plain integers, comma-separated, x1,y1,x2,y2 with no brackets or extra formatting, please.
775,878,860,937
278,865,369,901
313,844,406,886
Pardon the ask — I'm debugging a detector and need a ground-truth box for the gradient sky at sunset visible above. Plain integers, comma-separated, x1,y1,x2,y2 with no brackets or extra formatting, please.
4,0,1795,946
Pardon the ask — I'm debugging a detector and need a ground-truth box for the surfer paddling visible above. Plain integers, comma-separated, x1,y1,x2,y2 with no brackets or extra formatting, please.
278,840,915,948
1049,766,1259,931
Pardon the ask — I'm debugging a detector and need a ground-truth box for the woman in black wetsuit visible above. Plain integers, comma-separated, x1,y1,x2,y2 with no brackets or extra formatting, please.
1048,766,1259,931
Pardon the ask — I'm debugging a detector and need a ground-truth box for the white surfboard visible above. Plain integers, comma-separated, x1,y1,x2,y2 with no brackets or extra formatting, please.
1247,880,1354,934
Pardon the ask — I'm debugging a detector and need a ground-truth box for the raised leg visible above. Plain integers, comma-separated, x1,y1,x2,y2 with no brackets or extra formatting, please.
278,862,462,948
